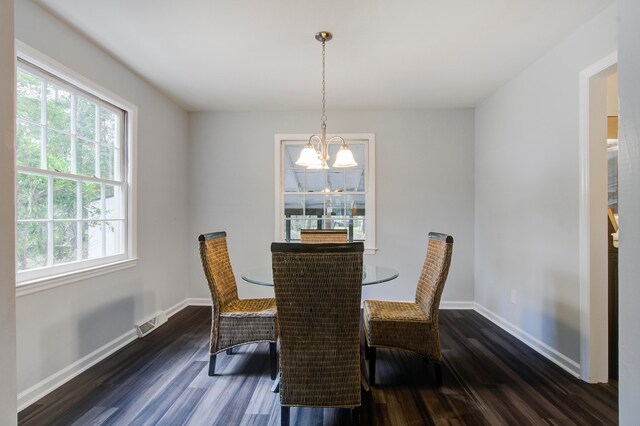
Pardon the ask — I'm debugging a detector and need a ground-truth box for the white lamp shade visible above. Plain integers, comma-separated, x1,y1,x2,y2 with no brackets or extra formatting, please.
296,146,321,167
332,145,358,167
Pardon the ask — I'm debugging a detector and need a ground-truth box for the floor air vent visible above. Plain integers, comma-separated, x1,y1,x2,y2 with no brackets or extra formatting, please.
135,311,168,337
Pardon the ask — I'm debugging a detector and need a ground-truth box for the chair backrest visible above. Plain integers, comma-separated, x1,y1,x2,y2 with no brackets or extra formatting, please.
300,229,348,243
198,232,239,310
415,232,454,320
271,242,364,408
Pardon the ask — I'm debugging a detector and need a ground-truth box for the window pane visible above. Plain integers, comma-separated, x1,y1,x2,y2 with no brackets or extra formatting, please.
77,140,97,177
345,195,365,217
284,194,303,216
305,171,325,192
305,194,325,217
16,121,42,168
17,223,48,270
99,144,114,180
352,219,365,240
53,178,77,219
104,185,122,219
285,216,319,241
105,220,124,256
345,169,365,192
283,169,304,192
54,221,77,264
326,195,345,216
76,97,96,140
99,108,117,146
17,173,48,220
327,171,344,192
82,182,102,219
46,129,72,173
82,220,103,259
324,218,349,230
284,145,305,169
17,70,42,123
46,83,72,133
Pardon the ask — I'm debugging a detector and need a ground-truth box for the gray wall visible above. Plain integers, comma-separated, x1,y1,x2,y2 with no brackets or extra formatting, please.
188,110,475,305
14,1,190,399
474,4,617,366
0,0,17,422
618,0,640,421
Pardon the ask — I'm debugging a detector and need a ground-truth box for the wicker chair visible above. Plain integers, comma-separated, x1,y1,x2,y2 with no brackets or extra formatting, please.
300,229,348,243
363,232,453,386
198,232,278,379
271,242,364,425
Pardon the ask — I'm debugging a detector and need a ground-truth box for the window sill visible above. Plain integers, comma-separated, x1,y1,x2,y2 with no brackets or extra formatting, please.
16,258,138,298
364,248,377,255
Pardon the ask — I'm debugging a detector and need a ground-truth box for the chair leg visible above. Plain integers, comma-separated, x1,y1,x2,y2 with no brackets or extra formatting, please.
351,406,361,425
269,341,278,380
368,346,376,386
208,354,216,376
280,406,290,426
226,347,233,355
434,362,443,386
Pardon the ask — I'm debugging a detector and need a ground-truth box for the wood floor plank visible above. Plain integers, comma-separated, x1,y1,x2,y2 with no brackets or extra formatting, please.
18,307,618,425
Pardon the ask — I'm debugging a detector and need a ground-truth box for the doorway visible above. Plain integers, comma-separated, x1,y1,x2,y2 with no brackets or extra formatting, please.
578,52,617,383
606,73,618,380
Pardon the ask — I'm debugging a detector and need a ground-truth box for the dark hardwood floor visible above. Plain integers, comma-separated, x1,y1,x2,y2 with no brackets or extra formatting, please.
19,307,618,425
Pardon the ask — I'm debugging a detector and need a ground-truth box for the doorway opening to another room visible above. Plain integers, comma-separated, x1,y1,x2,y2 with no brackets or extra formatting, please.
579,53,618,383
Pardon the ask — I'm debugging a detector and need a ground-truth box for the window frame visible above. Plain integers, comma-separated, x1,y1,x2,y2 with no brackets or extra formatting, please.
15,42,137,296
274,133,376,253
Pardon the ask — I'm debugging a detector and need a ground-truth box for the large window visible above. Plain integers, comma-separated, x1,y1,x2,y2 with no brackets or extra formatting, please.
16,55,134,285
275,134,376,252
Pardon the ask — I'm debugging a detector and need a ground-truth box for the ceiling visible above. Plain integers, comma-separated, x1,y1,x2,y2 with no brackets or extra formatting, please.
35,0,614,112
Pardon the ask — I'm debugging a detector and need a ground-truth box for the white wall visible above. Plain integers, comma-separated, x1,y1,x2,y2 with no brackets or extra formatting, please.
618,0,640,421
0,0,17,422
14,0,190,405
188,110,475,305
474,3,617,370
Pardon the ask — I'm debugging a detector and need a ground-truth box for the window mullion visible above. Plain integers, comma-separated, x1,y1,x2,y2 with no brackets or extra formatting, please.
95,106,100,178
101,183,106,257
76,180,82,261
40,80,47,169
47,176,54,266
70,94,77,174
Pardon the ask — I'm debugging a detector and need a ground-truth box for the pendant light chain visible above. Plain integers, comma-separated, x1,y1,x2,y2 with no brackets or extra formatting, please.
321,39,327,126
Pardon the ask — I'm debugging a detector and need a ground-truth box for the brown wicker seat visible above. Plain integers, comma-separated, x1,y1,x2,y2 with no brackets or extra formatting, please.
198,231,278,379
300,229,348,243
363,232,453,386
271,242,364,425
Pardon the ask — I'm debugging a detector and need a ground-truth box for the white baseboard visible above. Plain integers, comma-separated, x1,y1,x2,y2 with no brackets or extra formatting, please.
165,298,189,318
18,297,196,412
440,301,475,310
17,329,138,411
473,303,581,378
186,297,211,306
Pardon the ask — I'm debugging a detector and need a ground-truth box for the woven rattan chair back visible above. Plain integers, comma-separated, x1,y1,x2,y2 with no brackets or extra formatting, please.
271,242,364,409
199,232,239,310
414,232,454,320
198,232,278,379
300,229,348,243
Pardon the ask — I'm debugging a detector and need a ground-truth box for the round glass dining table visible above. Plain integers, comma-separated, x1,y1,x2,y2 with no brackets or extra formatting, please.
241,264,399,286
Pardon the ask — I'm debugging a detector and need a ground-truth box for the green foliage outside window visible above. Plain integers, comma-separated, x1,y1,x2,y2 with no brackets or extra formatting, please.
16,66,124,273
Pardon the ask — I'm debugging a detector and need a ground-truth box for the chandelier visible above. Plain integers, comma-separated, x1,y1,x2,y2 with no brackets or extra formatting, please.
295,31,358,169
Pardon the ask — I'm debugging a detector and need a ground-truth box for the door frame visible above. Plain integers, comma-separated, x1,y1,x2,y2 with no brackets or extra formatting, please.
578,51,617,383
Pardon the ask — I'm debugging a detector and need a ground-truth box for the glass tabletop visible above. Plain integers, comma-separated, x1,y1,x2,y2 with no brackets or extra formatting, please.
241,264,399,287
